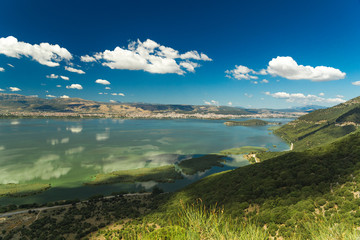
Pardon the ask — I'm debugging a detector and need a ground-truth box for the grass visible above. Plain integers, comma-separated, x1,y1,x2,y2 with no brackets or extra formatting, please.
0,183,51,197
178,154,225,175
85,165,183,185
219,146,268,155
94,200,268,240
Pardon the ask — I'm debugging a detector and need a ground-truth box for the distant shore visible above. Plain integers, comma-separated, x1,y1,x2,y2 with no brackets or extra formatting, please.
0,111,305,120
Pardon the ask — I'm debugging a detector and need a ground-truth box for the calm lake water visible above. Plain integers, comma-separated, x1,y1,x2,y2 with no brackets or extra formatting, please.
0,118,291,205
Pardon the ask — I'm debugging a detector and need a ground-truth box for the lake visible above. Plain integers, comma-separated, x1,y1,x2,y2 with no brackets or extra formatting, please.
0,118,291,205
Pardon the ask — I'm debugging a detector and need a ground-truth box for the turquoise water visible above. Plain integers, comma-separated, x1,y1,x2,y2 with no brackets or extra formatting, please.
0,118,291,205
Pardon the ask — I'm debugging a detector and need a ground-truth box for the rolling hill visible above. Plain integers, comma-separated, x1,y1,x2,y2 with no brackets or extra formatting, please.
0,93,303,117
274,96,360,151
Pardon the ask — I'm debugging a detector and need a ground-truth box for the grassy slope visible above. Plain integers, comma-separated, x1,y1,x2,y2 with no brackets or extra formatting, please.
141,130,360,238
274,96,360,151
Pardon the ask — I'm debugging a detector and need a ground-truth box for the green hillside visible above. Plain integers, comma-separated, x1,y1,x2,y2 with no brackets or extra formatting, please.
274,96,360,151
91,129,360,239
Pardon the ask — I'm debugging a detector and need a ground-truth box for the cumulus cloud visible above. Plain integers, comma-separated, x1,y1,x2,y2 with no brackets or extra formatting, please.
267,56,346,81
319,92,325,96
109,100,116,103
46,94,56,98
118,93,125,96
56,85,61,88
111,93,117,95
80,55,96,62
352,81,360,86
0,89,5,91
261,79,269,83
0,36,72,67
65,66,85,74
228,101,232,106
9,87,21,92
225,65,258,80
60,75,69,80
66,84,83,90
92,39,211,74
7,63,14,68
105,86,111,90
95,79,111,85
179,61,199,72
203,100,219,105
60,95,70,98
265,91,346,104
46,74,58,79
227,56,345,82
0,67,4,72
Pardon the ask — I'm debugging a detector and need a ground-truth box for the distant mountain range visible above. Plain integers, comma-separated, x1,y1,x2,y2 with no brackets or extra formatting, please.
0,93,306,117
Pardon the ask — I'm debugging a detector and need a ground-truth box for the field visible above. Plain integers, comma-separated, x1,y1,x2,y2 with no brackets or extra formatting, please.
0,183,51,198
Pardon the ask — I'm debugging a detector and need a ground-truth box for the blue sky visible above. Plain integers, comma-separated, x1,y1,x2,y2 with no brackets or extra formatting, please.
0,0,359,108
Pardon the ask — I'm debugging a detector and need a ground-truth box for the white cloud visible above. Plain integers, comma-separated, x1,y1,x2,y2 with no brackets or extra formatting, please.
60,95,70,98
0,67,4,72
66,84,83,90
0,36,72,67
93,39,211,74
56,85,61,88
265,91,346,104
225,65,258,80
60,75,69,80
95,79,111,85
65,66,85,74
228,101,232,106
352,81,360,86
110,100,116,103
9,87,21,92
46,94,56,98
244,93,253,98
252,81,258,84
319,92,325,96
46,74,58,79
336,94,344,98
267,56,346,81
261,79,269,83
98,92,103,94
179,61,199,72
7,63,14,68
111,92,125,96
105,86,111,90
257,69,267,75
0,89,4,91
80,55,96,62
203,100,219,105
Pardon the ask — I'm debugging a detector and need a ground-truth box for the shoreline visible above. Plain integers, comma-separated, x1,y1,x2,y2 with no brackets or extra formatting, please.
0,111,304,120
